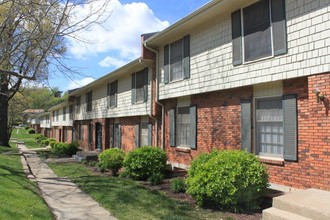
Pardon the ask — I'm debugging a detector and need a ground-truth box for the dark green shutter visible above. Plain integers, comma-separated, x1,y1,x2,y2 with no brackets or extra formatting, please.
114,80,118,107
164,45,169,84
190,105,197,149
241,100,251,152
135,124,140,148
169,109,175,147
283,94,297,161
271,0,287,56
109,124,114,148
183,35,190,79
144,68,148,102
131,73,136,104
231,10,242,66
148,123,152,146
107,83,111,108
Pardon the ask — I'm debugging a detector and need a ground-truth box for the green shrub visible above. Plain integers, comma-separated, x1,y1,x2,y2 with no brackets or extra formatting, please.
28,128,36,134
98,148,125,175
170,178,186,193
35,134,47,143
49,140,56,148
51,142,79,156
25,126,30,130
123,146,167,180
148,173,164,185
186,150,269,212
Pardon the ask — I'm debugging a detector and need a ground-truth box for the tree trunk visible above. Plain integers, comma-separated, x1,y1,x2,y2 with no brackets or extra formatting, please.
0,81,10,147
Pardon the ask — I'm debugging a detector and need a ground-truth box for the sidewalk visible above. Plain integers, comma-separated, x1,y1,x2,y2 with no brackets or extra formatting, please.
18,143,117,220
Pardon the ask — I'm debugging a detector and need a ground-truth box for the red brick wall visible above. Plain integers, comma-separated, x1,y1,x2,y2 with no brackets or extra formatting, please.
163,73,330,190
163,86,253,166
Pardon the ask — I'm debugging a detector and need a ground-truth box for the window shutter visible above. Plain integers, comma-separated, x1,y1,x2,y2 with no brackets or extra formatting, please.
114,80,118,107
241,100,251,152
183,35,190,79
169,108,175,147
164,45,169,84
109,124,114,148
283,94,297,161
271,0,287,56
148,123,152,146
135,124,140,148
190,105,197,149
107,83,110,108
117,124,121,149
131,73,136,104
231,10,242,66
144,68,148,102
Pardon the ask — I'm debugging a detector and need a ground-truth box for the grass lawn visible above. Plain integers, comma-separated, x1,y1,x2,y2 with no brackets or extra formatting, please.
0,146,53,220
49,162,233,220
10,127,43,149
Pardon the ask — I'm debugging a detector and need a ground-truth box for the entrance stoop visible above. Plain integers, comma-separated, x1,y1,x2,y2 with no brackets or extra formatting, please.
263,188,330,220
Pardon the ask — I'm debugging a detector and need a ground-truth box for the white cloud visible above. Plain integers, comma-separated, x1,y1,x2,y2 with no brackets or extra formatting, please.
67,77,95,90
67,0,169,60
98,56,127,68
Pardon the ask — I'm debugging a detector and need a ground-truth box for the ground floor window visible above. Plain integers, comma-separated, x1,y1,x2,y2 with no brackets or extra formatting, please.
256,98,283,158
88,124,93,144
109,123,121,148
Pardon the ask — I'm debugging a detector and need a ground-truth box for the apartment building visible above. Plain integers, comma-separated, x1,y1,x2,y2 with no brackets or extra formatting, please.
144,0,330,190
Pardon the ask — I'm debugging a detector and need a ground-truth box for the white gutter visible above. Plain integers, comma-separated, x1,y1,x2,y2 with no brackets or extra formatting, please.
143,42,165,150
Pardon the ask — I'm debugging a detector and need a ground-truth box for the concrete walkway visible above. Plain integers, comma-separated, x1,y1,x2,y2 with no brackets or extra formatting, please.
18,143,117,220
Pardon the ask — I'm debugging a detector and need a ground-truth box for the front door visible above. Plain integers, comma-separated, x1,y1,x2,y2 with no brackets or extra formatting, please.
95,123,102,151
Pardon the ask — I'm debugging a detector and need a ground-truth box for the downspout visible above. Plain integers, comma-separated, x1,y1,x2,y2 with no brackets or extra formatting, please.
142,42,165,150
138,59,158,147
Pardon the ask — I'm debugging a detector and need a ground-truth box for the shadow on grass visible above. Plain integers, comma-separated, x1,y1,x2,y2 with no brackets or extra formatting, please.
73,176,196,220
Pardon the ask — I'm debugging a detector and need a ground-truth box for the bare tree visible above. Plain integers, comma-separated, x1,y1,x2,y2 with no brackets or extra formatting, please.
0,0,111,146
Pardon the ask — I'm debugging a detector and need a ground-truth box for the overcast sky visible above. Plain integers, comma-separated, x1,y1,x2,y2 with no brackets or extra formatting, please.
48,0,210,91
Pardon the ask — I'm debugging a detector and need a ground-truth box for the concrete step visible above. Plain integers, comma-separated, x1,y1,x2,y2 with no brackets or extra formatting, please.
263,207,312,220
272,189,330,220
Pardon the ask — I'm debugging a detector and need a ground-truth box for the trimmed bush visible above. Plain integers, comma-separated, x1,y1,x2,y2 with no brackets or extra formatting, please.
35,134,47,143
170,178,186,193
98,148,125,175
148,173,164,185
25,126,30,130
28,128,36,134
123,146,167,180
186,150,269,212
51,142,79,156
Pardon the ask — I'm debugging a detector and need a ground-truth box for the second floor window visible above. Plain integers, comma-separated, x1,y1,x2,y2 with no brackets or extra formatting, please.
69,106,73,120
131,68,148,104
107,80,118,108
56,110,59,122
86,91,93,112
63,107,66,121
75,96,81,114
164,35,190,84
231,0,287,65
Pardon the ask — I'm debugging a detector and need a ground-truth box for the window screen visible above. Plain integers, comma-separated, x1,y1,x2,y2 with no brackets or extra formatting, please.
176,106,190,147
170,39,183,81
243,0,272,62
256,98,284,158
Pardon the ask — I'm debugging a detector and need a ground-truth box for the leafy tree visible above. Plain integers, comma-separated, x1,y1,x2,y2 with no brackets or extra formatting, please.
0,0,111,146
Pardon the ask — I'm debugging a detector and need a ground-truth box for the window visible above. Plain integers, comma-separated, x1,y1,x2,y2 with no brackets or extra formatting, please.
56,110,59,122
132,68,148,104
169,105,196,149
88,124,93,144
107,80,118,108
256,98,283,158
63,128,68,142
231,0,287,65
46,115,50,124
241,95,297,160
109,123,121,148
69,106,73,120
63,107,66,121
86,91,93,112
135,122,152,148
78,124,83,141
75,96,81,114
164,35,190,83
